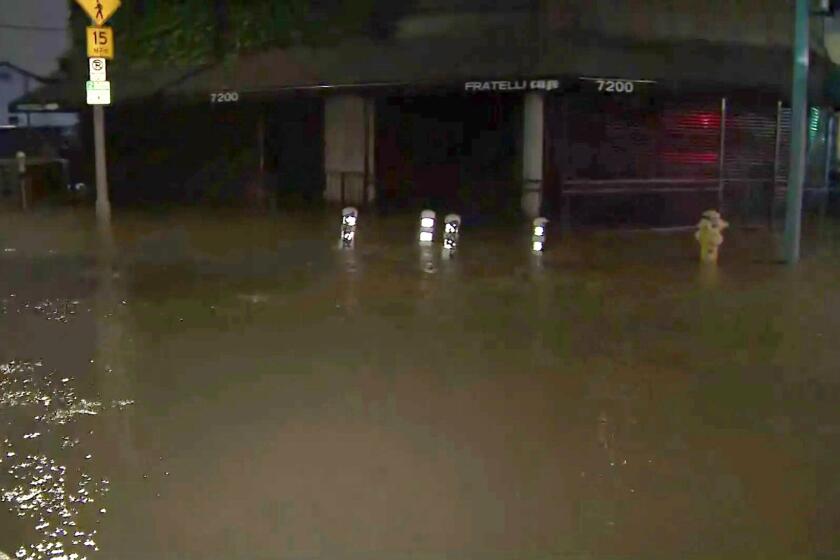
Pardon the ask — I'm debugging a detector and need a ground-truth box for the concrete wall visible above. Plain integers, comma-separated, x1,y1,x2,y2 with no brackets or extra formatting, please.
545,0,805,48
521,92,544,219
824,15,840,64
397,0,825,53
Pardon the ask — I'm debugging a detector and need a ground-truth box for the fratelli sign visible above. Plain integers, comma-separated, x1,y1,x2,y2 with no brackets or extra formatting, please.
464,79,560,93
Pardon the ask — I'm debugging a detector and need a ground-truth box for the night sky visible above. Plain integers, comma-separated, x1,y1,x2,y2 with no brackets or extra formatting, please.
0,0,69,76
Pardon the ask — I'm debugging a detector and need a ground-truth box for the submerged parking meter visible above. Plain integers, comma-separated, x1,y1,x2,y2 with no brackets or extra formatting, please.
15,151,26,175
340,206,358,248
15,151,27,210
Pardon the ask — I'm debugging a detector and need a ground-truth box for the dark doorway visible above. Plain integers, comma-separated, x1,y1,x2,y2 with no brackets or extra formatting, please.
266,97,324,204
375,93,520,220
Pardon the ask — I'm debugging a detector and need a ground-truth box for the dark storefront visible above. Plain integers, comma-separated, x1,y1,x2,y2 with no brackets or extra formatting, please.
544,87,832,228
10,0,838,225
375,93,520,219
97,96,324,207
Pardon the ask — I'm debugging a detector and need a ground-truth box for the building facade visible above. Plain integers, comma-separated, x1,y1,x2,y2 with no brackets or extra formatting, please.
12,0,840,225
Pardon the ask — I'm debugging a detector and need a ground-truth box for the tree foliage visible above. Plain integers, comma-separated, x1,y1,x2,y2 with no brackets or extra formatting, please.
116,0,216,65
65,0,416,69
68,0,310,67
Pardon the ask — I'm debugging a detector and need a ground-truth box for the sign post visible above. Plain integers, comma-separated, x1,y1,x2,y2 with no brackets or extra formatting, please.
76,0,119,223
783,0,809,264
93,105,110,221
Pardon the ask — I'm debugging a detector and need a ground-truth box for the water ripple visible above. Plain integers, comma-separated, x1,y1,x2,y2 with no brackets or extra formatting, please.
1,360,132,559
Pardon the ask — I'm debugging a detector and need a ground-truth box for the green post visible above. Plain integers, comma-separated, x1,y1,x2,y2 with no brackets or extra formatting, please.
783,0,810,263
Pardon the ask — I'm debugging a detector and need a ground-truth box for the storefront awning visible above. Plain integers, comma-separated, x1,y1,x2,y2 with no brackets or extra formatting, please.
161,37,530,100
9,34,838,111
161,34,834,103
534,35,831,103
8,63,207,113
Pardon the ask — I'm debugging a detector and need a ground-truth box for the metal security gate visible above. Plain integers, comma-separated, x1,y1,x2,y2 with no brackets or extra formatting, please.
723,102,780,225
545,93,832,228
545,93,723,228
724,102,831,226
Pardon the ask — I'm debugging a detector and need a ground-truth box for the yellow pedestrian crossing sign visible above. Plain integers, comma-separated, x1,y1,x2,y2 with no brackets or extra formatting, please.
75,0,121,26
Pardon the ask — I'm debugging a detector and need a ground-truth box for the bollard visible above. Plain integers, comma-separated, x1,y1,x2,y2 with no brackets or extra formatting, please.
532,217,548,252
695,210,729,263
442,213,461,254
418,209,436,244
15,151,27,211
340,206,358,248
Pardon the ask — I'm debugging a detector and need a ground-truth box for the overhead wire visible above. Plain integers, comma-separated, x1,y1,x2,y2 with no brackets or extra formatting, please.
0,22,66,32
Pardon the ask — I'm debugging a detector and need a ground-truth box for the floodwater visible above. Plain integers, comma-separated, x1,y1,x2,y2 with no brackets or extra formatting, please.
1,207,839,560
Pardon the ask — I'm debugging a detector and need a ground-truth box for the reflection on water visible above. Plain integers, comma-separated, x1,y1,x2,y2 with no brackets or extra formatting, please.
1,208,839,559
1,213,134,560
0,357,128,560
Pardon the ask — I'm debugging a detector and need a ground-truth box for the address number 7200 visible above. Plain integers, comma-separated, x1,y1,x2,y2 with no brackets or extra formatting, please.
210,92,240,103
597,79,635,93
580,76,657,93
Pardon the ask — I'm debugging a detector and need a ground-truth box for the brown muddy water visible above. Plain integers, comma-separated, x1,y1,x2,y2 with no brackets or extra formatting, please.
0,207,839,560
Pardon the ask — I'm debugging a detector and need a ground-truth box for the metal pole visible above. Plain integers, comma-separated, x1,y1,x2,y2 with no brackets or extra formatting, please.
257,109,267,210
363,98,369,206
771,100,783,228
820,110,834,221
560,95,571,232
93,105,111,223
823,111,834,192
258,111,265,175
20,177,28,211
718,97,727,211
367,99,375,205
783,0,809,263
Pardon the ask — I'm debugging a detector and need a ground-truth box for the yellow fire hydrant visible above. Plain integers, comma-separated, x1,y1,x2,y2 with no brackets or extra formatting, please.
695,210,729,263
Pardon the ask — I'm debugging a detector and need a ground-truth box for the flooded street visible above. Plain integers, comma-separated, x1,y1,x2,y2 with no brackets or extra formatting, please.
1,208,839,560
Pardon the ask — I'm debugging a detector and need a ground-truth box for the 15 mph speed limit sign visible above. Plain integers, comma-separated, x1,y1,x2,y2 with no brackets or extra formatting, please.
87,26,114,59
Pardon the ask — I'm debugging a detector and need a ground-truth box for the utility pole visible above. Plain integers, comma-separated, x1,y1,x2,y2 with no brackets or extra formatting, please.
783,0,810,264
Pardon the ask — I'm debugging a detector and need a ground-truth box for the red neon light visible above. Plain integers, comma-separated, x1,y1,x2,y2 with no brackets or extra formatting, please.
666,112,721,129
661,151,718,164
